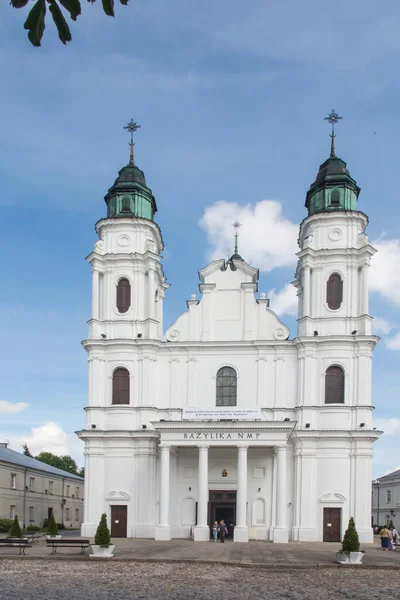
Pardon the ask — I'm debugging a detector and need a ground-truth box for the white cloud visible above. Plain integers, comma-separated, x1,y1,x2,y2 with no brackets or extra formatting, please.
386,332,400,351
268,283,297,317
373,418,400,436
200,200,298,272
8,422,83,464
0,400,28,415
372,318,394,336
370,238,400,305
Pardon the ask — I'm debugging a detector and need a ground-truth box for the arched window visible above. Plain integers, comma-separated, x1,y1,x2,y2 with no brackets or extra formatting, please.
121,196,131,213
216,367,237,407
386,490,391,504
325,366,344,404
326,273,343,310
330,190,340,206
116,278,131,313
112,368,130,405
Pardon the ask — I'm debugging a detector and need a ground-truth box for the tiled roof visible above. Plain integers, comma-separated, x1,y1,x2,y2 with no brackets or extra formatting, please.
0,446,83,481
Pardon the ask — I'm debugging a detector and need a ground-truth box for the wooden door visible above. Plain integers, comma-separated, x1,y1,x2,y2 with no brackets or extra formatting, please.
323,507,341,542
110,505,127,537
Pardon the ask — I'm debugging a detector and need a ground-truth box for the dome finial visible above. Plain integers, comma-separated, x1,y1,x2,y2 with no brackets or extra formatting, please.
232,220,242,255
123,119,141,165
324,109,342,158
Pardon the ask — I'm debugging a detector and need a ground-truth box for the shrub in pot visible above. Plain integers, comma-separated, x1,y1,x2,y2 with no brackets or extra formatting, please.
46,513,61,539
90,513,115,558
337,517,364,564
9,516,23,538
26,525,41,531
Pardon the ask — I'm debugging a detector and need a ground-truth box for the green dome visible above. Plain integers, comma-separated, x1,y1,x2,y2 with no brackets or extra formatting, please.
305,155,360,216
104,162,158,221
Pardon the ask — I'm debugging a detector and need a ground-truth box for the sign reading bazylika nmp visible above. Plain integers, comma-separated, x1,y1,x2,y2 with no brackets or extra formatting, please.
182,408,263,421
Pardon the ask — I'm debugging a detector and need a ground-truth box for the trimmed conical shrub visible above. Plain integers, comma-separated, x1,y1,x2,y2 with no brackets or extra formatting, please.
47,513,58,536
388,520,394,530
94,513,111,547
9,516,22,538
341,517,360,553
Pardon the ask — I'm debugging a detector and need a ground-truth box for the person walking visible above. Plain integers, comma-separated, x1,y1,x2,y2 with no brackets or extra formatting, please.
390,526,399,549
218,520,228,543
380,525,390,550
212,521,219,543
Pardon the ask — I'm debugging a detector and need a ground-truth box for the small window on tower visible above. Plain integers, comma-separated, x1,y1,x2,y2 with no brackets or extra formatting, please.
330,190,340,206
325,366,344,404
112,367,130,405
326,274,343,310
116,278,131,313
121,196,131,212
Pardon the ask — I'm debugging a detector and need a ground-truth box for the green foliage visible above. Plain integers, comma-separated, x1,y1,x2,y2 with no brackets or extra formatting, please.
0,519,13,533
47,513,58,536
26,525,41,531
57,523,66,530
22,443,32,457
34,451,79,476
94,513,111,547
9,516,23,538
10,0,130,46
341,517,360,553
388,520,394,530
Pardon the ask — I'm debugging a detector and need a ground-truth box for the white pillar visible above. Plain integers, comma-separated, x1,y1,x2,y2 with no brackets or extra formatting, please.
155,445,171,540
234,446,249,542
273,446,288,543
303,266,311,317
92,269,100,320
194,446,209,541
360,265,369,315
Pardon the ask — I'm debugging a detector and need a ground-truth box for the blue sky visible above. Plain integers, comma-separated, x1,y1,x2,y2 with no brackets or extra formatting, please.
0,0,399,477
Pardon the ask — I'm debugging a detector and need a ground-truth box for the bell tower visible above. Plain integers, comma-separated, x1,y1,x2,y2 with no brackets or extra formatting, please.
87,120,168,341
293,111,376,337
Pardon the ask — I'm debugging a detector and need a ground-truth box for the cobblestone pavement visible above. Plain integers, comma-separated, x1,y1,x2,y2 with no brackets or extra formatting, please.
0,560,399,600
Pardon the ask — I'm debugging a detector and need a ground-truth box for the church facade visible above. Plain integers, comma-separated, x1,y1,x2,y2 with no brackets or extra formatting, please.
77,133,380,543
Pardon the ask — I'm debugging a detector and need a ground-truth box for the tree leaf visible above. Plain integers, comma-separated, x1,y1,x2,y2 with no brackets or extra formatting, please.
119,0,129,5
23,0,46,47
49,0,72,44
102,0,114,17
10,0,32,8
59,0,81,21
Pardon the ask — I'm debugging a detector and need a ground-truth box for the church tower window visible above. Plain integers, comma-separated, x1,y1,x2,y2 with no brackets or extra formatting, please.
330,189,340,206
325,366,344,404
216,367,237,407
116,278,131,313
326,273,343,310
112,368,130,405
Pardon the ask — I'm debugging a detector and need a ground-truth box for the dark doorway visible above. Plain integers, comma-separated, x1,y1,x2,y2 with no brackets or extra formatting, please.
323,507,341,542
110,505,127,538
209,491,236,539
47,507,53,521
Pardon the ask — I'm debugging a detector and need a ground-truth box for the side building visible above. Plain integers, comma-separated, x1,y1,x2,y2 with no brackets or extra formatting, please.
0,442,84,529
372,469,400,530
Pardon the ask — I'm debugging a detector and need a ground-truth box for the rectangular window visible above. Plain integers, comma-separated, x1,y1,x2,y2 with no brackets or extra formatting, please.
76,487,80,499
10,505,16,519
66,485,70,497
65,508,70,521
75,509,79,521
10,473,16,489
29,477,35,491
49,481,53,494
29,506,34,522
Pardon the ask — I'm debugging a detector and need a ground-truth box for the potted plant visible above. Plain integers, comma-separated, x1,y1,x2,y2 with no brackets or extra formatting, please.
336,517,364,564
90,513,115,558
8,516,23,539
45,513,62,540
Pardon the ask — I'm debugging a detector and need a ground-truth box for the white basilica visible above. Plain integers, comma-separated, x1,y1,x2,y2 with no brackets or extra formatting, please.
77,124,380,543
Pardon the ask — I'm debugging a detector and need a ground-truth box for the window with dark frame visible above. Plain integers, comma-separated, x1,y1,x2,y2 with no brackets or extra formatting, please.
330,189,340,206
116,278,131,313
216,367,237,407
112,368,130,405
325,366,345,404
326,273,343,310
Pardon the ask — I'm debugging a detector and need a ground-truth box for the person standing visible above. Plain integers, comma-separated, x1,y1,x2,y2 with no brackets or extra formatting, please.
212,521,219,543
390,526,399,549
218,520,228,543
380,525,390,550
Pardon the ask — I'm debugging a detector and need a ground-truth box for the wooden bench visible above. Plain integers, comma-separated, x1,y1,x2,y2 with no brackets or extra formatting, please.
0,538,32,555
46,538,90,555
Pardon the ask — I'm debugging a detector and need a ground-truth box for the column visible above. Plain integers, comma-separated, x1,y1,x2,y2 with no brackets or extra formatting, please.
234,446,249,542
303,266,310,317
360,264,369,315
273,446,288,543
92,269,100,320
194,446,209,541
155,445,171,540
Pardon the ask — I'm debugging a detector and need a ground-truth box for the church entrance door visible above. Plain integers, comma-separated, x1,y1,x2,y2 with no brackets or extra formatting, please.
323,507,341,542
110,505,127,537
209,491,236,539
